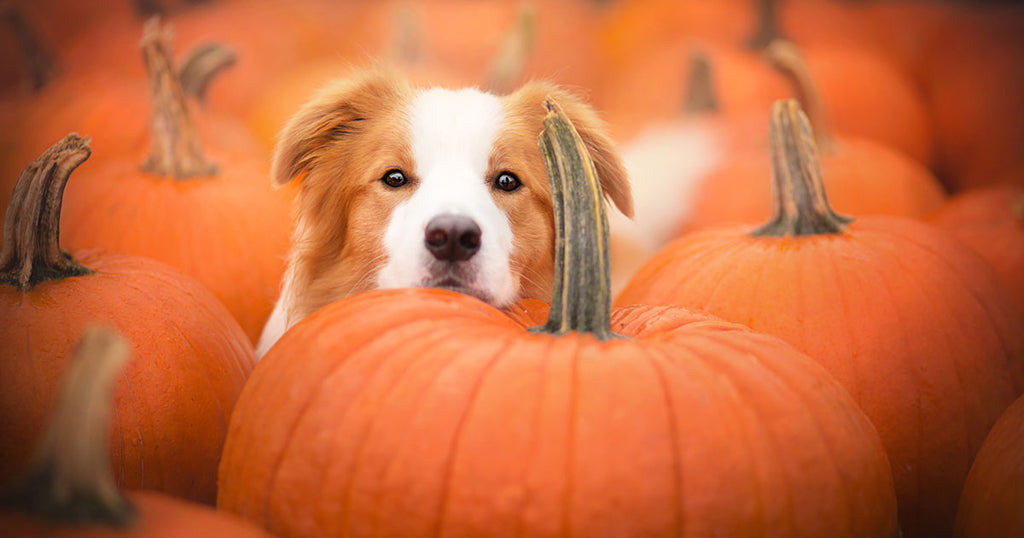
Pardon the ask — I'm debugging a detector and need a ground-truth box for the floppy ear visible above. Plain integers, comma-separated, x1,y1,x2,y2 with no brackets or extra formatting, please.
270,67,411,187
511,81,634,218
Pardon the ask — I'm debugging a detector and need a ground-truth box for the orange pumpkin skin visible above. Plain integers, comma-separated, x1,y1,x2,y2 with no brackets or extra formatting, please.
0,249,255,505
618,215,1024,538
60,154,293,343
218,288,898,538
954,393,1024,538
675,137,947,235
929,185,1024,316
1,489,272,538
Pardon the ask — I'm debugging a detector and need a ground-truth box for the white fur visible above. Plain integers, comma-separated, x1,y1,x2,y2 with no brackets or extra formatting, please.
377,88,516,307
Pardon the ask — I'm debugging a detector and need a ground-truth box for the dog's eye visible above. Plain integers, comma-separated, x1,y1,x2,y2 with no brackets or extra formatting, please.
493,172,521,192
380,169,409,188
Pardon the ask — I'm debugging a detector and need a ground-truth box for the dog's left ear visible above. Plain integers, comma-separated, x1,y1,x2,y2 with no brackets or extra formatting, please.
512,82,634,218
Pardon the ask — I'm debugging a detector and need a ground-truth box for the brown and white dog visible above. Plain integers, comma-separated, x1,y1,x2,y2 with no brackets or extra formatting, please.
257,67,633,356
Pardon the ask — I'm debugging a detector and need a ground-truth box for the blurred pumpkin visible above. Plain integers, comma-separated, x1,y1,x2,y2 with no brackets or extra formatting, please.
929,185,1024,315
0,326,272,538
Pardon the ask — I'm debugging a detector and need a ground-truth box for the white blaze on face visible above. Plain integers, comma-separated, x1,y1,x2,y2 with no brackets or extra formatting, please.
377,88,518,306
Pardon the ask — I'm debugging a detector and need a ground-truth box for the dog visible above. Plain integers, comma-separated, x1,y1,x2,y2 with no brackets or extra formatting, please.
257,67,633,356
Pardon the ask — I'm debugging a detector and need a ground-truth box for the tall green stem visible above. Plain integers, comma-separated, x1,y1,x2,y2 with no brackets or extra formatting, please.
533,100,620,340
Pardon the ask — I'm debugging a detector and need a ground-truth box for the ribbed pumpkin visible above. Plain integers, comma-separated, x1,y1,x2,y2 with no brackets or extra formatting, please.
0,134,255,505
954,392,1024,538
0,326,272,538
929,185,1024,316
617,99,1024,538
217,100,898,538
58,19,291,343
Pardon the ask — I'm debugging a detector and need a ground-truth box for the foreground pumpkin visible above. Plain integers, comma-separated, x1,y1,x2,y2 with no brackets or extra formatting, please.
58,19,292,343
0,134,255,504
0,326,272,538
617,99,1024,538
217,100,897,537
954,392,1024,538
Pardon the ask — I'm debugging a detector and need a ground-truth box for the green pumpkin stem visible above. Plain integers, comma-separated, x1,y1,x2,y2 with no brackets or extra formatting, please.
177,42,237,105
485,2,535,95
752,99,852,237
683,48,718,115
0,2,60,92
1,326,136,526
764,39,835,152
747,0,781,50
140,17,217,179
0,134,94,291
533,100,622,340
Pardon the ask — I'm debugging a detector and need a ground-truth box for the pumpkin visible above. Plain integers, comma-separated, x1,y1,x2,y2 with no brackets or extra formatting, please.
0,326,272,538
670,41,945,236
0,133,256,504
954,392,1024,538
58,19,292,343
616,99,1024,538
217,99,898,538
929,185,1024,315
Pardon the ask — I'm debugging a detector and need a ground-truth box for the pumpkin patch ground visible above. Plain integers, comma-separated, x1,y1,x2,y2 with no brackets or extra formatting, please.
3,1,1024,538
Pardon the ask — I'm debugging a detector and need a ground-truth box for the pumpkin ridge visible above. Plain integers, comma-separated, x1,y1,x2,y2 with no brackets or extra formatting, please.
281,320,460,534
431,331,523,535
562,337,581,535
643,344,685,535
727,334,861,534
514,335,559,536
327,322,497,535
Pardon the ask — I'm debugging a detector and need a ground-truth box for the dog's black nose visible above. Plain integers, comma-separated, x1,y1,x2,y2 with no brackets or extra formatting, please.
425,215,481,262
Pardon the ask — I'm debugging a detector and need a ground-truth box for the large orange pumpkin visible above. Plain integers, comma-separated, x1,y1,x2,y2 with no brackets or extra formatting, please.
58,19,291,343
0,326,272,538
217,100,898,538
954,392,1024,538
617,99,1024,538
0,133,255,505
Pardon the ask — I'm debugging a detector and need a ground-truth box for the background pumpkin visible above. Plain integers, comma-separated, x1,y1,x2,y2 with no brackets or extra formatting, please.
928,185,1024,316
616,99,1024,538
0,133,255,505
58,19,292,343
954,392,1024,538
0,325,273,538
216,99,898,538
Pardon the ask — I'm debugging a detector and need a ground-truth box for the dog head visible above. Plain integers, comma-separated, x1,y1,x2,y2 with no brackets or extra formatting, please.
272,67,632,323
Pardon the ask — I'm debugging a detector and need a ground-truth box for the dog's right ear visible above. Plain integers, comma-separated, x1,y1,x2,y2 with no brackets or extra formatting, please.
271,67,411,186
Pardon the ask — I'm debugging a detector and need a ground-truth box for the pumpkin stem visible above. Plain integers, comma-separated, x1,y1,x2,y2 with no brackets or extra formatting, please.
763,39,835,152
747,0,781,50
752,99,852,237
134,0,162,18
683,48,718,115
139,17,217,179
178,42,237,105
0,2,60,92
1,326,136,526
533,100,622,340
485,2,535,95
0,134,94,291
